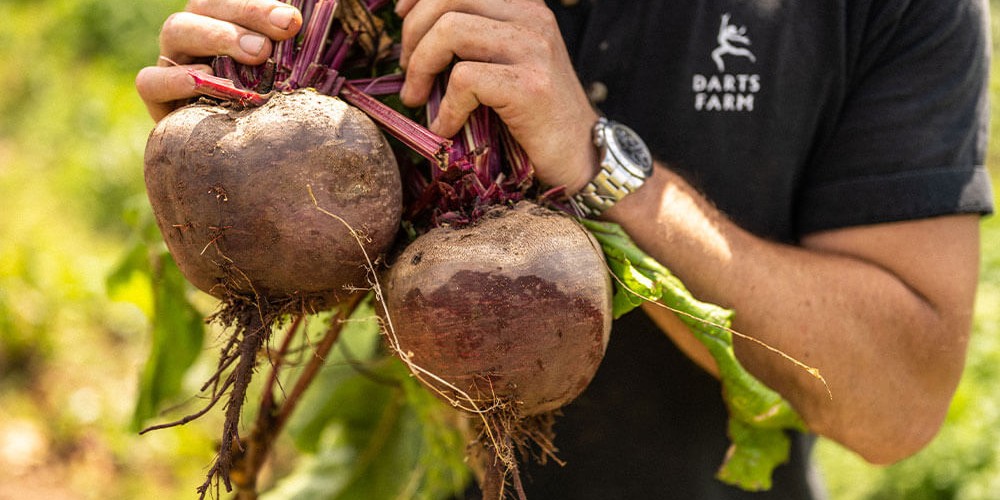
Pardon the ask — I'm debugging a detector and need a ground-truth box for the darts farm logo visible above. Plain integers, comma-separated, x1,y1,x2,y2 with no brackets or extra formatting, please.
693,13,760,112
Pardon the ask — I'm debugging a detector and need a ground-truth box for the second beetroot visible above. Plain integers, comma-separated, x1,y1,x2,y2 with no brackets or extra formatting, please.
384,202,611,417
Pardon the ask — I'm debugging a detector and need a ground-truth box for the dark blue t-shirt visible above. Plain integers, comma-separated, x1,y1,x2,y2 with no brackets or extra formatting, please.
510,0,994,499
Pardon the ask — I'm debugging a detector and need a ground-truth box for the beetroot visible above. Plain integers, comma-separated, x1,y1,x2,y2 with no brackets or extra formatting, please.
141,88,403,498
384,202,611,416
382,201,612,498
138,3,407,496
144,89,401,307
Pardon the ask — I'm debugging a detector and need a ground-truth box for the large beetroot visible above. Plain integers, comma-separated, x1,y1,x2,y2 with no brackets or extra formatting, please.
383,201,612,499
145,89,401,307
143,91,402,498
138,2,407,497
384,202,611,417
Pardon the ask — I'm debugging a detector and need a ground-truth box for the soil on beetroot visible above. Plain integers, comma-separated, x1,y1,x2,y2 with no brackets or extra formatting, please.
392,269,606,414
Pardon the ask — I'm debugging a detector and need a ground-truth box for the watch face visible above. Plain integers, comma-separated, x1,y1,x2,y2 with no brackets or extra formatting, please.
608,122,653,176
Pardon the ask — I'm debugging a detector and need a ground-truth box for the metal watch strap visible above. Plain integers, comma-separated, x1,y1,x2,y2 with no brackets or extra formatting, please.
572,165,635,217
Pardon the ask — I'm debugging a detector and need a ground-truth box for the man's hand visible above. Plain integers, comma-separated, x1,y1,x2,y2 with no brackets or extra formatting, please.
135,0,303,122
396,0,600,194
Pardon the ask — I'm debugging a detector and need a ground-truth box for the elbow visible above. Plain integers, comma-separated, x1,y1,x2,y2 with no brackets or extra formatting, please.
853,412,946,465
816,400,949,466
821,376,958,466
815,352,964,465
838,322,970,465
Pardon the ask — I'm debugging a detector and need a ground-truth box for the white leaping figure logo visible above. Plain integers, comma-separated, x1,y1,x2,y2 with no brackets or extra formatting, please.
712,13,756,73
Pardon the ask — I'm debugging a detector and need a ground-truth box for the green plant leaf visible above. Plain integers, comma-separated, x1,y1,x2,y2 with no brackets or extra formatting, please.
579,219,806,491
107,197,207,432
716,419,791,491
267,358,470,500
285,304,384,452
106,239,154,316
130,251,205,431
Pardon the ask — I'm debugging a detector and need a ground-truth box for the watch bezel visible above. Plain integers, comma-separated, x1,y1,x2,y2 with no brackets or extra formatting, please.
603,120,653,179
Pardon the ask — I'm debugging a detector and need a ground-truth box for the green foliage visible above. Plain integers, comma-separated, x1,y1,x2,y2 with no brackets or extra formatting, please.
59,0,181,72
104,197,206,431
266,360,470,500
266,305,470,500
0,0,184,238
0,1,217,498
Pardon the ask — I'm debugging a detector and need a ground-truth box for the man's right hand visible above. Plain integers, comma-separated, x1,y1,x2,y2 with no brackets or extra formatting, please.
135,0,302,122
395,0,601,195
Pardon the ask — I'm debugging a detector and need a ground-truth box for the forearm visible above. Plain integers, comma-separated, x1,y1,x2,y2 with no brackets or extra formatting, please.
606,164,977,463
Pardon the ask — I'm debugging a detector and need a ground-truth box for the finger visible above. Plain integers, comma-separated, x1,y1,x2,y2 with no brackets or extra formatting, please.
394,0,420,17
400,12,527,106
399,0,537,68
429,61,518,138
185,0,302,40
160,12,278,65
136,64,212,122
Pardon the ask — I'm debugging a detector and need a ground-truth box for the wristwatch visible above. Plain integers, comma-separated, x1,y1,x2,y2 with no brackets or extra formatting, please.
572,117,654,218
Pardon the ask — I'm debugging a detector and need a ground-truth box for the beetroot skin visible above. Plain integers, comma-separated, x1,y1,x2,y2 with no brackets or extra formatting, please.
144,89,402,306
384,202,612,416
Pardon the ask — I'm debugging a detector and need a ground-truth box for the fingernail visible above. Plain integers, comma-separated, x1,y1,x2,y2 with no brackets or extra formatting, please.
240,34,266,56
270,6,296,30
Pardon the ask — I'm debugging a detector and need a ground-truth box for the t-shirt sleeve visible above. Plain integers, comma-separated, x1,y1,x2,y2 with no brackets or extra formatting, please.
795,0,994,236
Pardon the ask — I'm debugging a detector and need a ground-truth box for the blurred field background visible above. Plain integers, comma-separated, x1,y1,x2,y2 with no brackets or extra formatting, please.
0,1,997,498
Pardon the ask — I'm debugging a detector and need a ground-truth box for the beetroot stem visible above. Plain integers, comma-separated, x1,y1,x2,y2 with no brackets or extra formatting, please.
288,0,338,88
339,81,453,167
328,31,358,71
188,69,269,106
348,73,405,96
321,29,350,67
